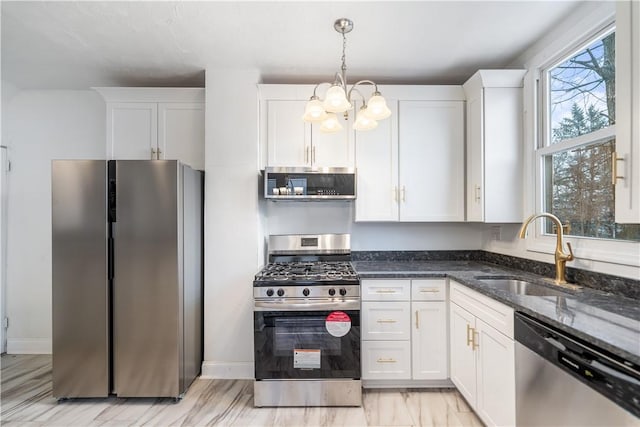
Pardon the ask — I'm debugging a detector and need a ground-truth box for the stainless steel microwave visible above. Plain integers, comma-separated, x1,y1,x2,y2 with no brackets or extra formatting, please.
263,167,356,200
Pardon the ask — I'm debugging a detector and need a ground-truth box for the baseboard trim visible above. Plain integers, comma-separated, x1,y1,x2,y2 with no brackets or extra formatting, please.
201,361,254,379
7,338,52,354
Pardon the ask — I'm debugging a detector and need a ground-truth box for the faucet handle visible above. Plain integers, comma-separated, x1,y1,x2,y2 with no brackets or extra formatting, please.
565,242,574,261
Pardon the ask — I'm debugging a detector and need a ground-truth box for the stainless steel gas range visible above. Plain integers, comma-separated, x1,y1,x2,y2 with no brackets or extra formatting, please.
253,234,361,407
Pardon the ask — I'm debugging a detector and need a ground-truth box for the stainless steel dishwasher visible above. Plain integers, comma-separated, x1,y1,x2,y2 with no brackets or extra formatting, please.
515,312,639,426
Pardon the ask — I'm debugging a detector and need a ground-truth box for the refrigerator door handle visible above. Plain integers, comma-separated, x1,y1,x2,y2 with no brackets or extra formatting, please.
108,236,114,280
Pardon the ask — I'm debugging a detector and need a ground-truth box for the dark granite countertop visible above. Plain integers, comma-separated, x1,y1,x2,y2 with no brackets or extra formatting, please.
352,260,640,366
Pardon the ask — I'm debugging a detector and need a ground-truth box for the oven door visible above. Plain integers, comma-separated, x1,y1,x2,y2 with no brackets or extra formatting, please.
254,303,360,380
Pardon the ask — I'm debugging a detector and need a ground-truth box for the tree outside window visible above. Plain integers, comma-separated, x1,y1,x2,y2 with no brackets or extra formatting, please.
543,29,640,241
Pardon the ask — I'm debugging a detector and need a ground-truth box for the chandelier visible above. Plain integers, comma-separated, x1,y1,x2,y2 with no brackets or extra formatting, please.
302,18,391,132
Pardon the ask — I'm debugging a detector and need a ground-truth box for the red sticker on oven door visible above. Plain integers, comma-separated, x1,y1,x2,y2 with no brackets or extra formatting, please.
326,311,351,337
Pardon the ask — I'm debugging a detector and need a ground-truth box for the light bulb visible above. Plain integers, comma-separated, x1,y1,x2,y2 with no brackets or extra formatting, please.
354,106,378,131
320,113,343,133
323,85,352,113
364,93,391,120
302,97,328,122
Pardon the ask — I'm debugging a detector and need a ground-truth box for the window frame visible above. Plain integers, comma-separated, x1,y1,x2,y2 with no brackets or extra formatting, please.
528,20,640,268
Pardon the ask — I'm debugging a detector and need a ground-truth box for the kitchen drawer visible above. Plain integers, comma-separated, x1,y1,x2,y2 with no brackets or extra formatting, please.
450,280,514,338
411,279,447,301
362,340,411,380
362,301,411,340
361,279,411,301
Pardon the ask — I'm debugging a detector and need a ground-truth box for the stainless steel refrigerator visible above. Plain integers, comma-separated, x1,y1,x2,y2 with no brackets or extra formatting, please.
51,160,203,399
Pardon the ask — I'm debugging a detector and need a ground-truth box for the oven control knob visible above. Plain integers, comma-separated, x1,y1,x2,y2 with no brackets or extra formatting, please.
328,288,336,296
339,288,347,296
266,288,274,297
277,288,285,297
303,288,310,297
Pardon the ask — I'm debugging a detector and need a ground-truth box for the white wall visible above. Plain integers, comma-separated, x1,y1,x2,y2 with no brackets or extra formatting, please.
202,69,261,379
4,90,105,353
265,201,484,254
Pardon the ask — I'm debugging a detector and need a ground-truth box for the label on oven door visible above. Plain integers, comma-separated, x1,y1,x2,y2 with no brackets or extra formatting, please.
294,349,321,369
325,311,351,337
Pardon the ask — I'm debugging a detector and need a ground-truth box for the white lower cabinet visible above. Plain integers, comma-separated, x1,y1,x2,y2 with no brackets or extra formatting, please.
361,278,449,386
449,280,515,427
412,301,448,380
362,341,411,380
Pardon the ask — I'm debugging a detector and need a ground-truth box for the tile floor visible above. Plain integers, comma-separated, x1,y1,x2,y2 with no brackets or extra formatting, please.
1,354,483,426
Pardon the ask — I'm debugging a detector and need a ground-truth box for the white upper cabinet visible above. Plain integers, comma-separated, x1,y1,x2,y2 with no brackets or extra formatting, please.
615,1,640,223
463,70,526,223
158,103,205,171
353,100,399,221
259,84,354,168
107,102,158,160
355,86,465,222
399,100,465,222
94,88,205,170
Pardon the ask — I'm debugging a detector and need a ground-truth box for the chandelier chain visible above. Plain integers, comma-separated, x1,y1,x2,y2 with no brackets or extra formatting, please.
341,31,347,73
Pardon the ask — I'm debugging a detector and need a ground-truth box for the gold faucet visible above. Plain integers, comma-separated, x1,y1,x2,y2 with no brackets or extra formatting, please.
519,213,578,288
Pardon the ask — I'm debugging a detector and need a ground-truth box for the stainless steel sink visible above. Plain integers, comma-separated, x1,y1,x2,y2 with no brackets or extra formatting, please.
475,278,571,297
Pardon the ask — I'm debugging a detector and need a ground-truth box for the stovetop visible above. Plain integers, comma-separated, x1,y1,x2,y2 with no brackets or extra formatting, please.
253,261,359,287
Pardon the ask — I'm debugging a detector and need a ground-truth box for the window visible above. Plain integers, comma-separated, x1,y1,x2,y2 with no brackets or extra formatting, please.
538,25,640,242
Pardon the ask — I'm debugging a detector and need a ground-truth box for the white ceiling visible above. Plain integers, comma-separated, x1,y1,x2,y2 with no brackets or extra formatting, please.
2,1,584,90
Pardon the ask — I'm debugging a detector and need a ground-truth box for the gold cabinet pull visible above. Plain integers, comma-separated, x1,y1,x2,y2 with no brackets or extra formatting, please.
305,146,310,164
612,151,624,185
375,289,397,294
466,324,473,347
151,147,157,160
419,288,439,293
472,329,480,350
312,146,316,164
377,358,397,363
401,185,406,202
415,311,419,329
474,185,481,202
377,319,397,323
393,186,398,202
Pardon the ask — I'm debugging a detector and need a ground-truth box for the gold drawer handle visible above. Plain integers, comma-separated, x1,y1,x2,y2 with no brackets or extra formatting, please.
419,288,440,293
377,358,397,363
377,319,397,323
466,324,473,347
375,289,397,294
472,329,480,350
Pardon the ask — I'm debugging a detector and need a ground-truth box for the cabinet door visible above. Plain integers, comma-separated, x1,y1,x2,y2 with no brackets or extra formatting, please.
466,91,484,222
362,340,411,380
412,301,448,380
158,103,205,170
483,87,523,223
107,103,157,160
475,319,515,427
615,0,640,223
362,301,411,341
311,115,354,168
266,100,310,167
399,101,465,221
449,302,477,407
354,100,399,221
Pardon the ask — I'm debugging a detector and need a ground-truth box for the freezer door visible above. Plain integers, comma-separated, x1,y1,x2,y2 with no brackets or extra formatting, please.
52,160,109,398
113,160,182,397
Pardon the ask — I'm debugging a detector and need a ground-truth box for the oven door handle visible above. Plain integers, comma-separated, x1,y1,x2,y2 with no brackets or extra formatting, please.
254,299,360,311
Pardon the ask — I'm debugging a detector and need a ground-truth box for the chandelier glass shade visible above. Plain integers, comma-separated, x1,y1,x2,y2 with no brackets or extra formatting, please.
302,18,391,132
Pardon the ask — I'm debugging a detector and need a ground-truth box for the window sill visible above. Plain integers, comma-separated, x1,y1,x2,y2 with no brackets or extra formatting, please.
525,235,640,268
